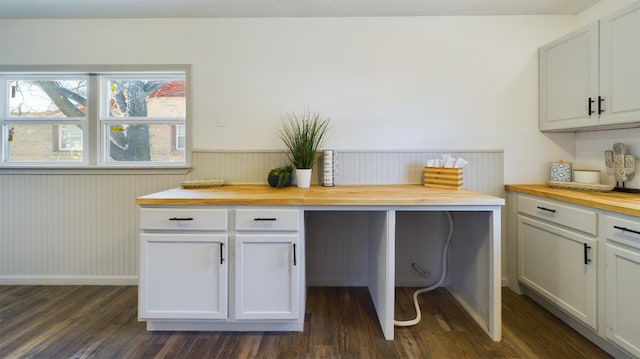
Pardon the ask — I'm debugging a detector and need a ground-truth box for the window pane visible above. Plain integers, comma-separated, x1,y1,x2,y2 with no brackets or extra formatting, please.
106,124,185,162
108,79,185,118
5,124,83,162
9,79,87,118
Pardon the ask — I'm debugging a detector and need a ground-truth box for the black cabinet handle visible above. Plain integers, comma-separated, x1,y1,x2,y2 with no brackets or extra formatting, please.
584,243,592,265
220,243,224,264
169,217,194,221
588,97,595,115
598,96,605,115
253,217,277,221
536,206,556,213
613,225,640,236
293,243,297,266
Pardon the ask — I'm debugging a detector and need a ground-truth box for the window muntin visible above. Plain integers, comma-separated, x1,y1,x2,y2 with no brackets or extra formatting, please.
0,70,187,168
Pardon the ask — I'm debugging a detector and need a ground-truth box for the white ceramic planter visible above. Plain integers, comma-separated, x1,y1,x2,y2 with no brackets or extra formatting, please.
295,168,312,188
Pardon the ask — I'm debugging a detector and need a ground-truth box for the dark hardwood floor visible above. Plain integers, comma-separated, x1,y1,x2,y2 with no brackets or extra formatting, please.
0,285,611,358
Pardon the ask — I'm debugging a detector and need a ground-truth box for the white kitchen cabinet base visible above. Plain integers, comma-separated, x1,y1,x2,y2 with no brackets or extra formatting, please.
137,186,505,343
145,320,304,332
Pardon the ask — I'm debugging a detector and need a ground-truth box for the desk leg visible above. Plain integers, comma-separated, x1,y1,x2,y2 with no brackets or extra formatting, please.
367,210,396,340
447,208,502,342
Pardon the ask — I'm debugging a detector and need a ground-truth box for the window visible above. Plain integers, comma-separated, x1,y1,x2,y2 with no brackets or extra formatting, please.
0,67,188,168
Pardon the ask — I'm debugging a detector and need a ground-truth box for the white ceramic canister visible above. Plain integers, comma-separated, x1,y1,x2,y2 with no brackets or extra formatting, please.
550,161,572,182
573,169,601,184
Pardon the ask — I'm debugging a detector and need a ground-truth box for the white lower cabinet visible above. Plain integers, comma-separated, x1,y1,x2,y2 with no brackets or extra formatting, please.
138,206,304,332
513,193,640,359
235,233,299,320
516,195,598,330
518,215,597,329
605,214,640,357
139,233,228,320
234,208,302,320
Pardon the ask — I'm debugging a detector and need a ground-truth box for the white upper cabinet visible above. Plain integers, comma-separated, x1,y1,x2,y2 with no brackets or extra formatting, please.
539,23,599,131
599,3,640,127
539,2,640,132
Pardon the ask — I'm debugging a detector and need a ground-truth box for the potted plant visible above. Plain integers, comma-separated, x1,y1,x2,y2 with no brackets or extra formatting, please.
278,111,330,188
267,165,294,188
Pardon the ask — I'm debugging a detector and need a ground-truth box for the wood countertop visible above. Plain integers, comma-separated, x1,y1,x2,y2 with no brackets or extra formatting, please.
136,185,505,207
505,184,640,217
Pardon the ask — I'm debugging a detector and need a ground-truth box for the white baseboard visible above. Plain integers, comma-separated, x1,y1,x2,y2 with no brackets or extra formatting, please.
0,275,138,286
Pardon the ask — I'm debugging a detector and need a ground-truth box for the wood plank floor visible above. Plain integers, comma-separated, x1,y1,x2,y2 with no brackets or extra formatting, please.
0,285,611,359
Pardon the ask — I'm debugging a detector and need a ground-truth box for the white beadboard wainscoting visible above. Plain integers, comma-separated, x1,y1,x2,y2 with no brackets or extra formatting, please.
0,149,504,285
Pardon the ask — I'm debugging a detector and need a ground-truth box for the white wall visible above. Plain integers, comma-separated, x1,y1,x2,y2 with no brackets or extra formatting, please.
0,15,578,183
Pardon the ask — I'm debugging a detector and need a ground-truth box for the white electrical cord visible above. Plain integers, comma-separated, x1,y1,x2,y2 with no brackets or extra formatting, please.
394,211,454,327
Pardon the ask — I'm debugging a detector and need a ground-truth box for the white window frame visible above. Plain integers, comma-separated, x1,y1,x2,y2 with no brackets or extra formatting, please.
0,65,191,173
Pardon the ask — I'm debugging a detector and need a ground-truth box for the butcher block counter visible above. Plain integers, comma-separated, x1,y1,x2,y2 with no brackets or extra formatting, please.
505,184,640,217
136,184,505,206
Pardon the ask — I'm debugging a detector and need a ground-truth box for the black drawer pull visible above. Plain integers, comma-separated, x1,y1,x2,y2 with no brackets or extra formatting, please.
536,206,556,213
584,243,592,265
254,217,277,221
613,225,640,236
588,97,595,115
169,217,194,221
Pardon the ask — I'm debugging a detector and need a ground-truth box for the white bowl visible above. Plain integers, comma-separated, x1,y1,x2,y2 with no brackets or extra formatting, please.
573,170,600,184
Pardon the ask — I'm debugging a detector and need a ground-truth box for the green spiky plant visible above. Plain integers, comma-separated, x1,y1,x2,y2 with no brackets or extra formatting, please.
278,111,330,169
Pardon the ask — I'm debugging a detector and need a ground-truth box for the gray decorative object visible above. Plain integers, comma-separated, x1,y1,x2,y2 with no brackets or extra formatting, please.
605,142,636,185
550,161,572,182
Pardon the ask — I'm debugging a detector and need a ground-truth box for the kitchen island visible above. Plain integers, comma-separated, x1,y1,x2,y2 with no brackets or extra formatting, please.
137,184,504,341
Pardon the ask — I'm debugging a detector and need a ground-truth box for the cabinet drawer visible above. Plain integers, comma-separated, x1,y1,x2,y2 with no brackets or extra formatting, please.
518,195,597,235
235,209,300,231
140,207,228,231
606,214,640,250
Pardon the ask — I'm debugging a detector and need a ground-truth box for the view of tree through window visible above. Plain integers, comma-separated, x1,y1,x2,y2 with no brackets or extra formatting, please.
1,71,187,166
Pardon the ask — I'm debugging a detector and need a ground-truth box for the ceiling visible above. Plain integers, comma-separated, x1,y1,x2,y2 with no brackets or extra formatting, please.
0,0,600,19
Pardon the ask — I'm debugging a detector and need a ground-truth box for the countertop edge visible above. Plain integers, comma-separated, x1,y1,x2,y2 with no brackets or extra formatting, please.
136,185,505,207
505,184,640,217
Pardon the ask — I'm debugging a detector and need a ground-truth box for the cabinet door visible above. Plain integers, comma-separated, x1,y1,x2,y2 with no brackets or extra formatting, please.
606,243,640,357
599,2,640,126
235,233,299,320
605,214,640,358
517,215,597,329
139,233,228,320
539,23,599,131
